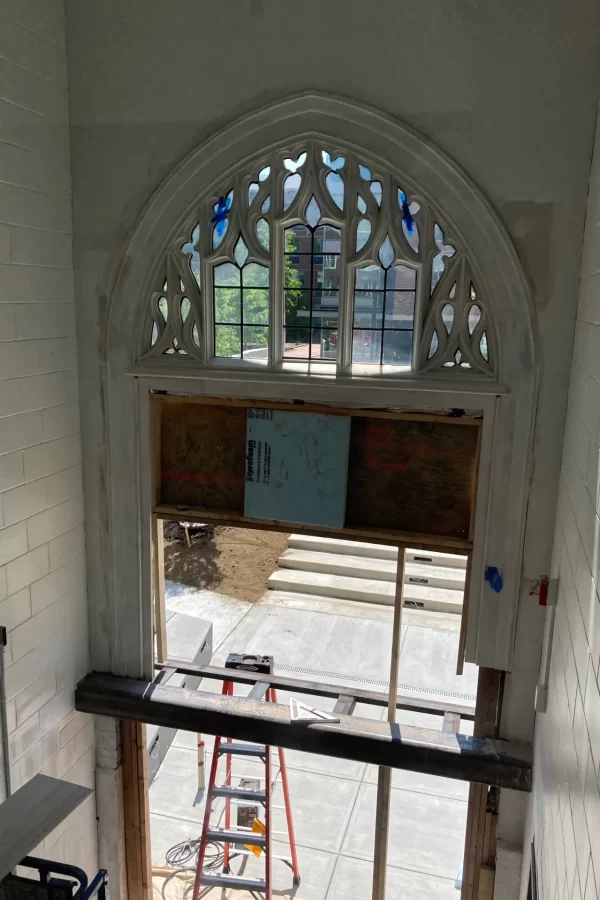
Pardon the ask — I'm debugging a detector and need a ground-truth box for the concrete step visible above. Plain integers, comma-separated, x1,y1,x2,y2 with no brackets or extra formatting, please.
278,548,465,591
287,534,467,569
267,568,463,613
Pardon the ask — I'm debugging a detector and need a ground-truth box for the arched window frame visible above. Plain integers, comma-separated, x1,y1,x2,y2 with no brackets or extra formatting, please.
102,94,537,681
138,141,496,379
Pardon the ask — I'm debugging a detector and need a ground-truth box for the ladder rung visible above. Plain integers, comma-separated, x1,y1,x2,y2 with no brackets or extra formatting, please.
235,850,292,861
205,829,266,847
211,786,267,802
217,743,267,758
198,873,267,891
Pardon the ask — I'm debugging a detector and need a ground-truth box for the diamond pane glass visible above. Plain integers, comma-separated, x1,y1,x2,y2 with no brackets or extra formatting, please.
356,219,371,251
441,304,454,333
242,263,269,288
325,172,344,209
243,326,269,359
243,290,269,324
214,263,240,286
256,218,270,250
383,331,412,365
215,325,241,357
384,292,414,328
352,330,382,365
214,287,241,323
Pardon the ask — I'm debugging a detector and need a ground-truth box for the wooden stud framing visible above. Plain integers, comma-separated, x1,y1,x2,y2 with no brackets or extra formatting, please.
150,398,167,665
151,516,166,664
461,668,502,900
152,392,481,550
138,389,497,900
456,552,473,676
121,720,152,900
372,548,407,900
153,504,472,554
153,392,483,426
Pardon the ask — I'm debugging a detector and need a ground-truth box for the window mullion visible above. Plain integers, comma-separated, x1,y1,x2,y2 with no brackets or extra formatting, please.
201,201,214,363
337,209,352,374
271,221,284,367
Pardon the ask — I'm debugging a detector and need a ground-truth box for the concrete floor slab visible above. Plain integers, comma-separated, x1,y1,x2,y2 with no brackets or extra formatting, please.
151,583,473,899
326,854,457,899
165,582,252,649
153,838,336,900
151,745,361,855
212,605,399,683
398,624,478,699
341,782,467,879
150,746,211,825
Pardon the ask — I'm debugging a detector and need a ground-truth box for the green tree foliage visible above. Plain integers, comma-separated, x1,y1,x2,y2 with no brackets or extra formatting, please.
214,260,269,357
284,230,307,330
213,231,309,356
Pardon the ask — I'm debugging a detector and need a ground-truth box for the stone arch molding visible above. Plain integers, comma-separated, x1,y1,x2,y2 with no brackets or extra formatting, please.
102,93,538,678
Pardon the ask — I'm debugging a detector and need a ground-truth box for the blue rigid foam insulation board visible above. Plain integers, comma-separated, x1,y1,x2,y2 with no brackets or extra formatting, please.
244,408,351,528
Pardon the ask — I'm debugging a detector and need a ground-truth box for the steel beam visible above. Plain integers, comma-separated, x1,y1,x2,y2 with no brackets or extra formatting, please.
75,673,531,791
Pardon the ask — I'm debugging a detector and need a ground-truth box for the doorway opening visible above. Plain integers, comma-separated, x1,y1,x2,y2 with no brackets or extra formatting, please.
148,508,476,898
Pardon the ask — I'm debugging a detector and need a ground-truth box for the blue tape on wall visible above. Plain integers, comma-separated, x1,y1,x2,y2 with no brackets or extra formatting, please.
485,566,503,593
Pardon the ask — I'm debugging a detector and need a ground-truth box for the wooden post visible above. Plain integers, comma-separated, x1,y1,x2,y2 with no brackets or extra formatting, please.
151,515,167,664
461,668,502,900
456,552,472,676
372,547,406,900
121,720,152,900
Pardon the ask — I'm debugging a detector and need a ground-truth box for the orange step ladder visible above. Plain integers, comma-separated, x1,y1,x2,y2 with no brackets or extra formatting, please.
192,669,300,899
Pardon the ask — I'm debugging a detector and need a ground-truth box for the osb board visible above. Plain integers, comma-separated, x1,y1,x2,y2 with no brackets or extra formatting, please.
155,396,480,541
346,417,479,538
159,399,246,511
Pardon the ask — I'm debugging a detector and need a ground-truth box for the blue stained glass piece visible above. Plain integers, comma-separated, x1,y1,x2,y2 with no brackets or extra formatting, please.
211,191,233,239
258,166,270,181
359,165,372,180
261,196,270,213
398,189,415,234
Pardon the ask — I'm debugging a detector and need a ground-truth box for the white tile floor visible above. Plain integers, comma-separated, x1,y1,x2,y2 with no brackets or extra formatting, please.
150,585,477,899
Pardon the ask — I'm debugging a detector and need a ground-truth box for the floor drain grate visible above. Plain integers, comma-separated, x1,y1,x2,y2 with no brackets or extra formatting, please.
276,663,476,703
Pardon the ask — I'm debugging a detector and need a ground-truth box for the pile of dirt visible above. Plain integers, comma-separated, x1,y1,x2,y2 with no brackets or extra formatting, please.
163,523,289,602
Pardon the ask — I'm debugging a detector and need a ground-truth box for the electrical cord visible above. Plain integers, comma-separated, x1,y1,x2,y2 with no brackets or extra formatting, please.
161,837,255,900
160,768,281,900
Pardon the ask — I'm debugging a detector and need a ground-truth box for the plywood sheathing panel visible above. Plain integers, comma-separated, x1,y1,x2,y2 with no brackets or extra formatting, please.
155,395,480,542
159,399,246,511
346,416,479,537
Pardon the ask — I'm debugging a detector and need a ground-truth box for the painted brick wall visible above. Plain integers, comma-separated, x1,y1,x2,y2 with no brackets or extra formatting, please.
0,0,97,874
532,106,600,900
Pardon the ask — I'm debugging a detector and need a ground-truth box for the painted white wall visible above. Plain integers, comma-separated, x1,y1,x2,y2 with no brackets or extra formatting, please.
0,0,97,875
63,0,600,893
66,0,599,700
531,104,600,900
